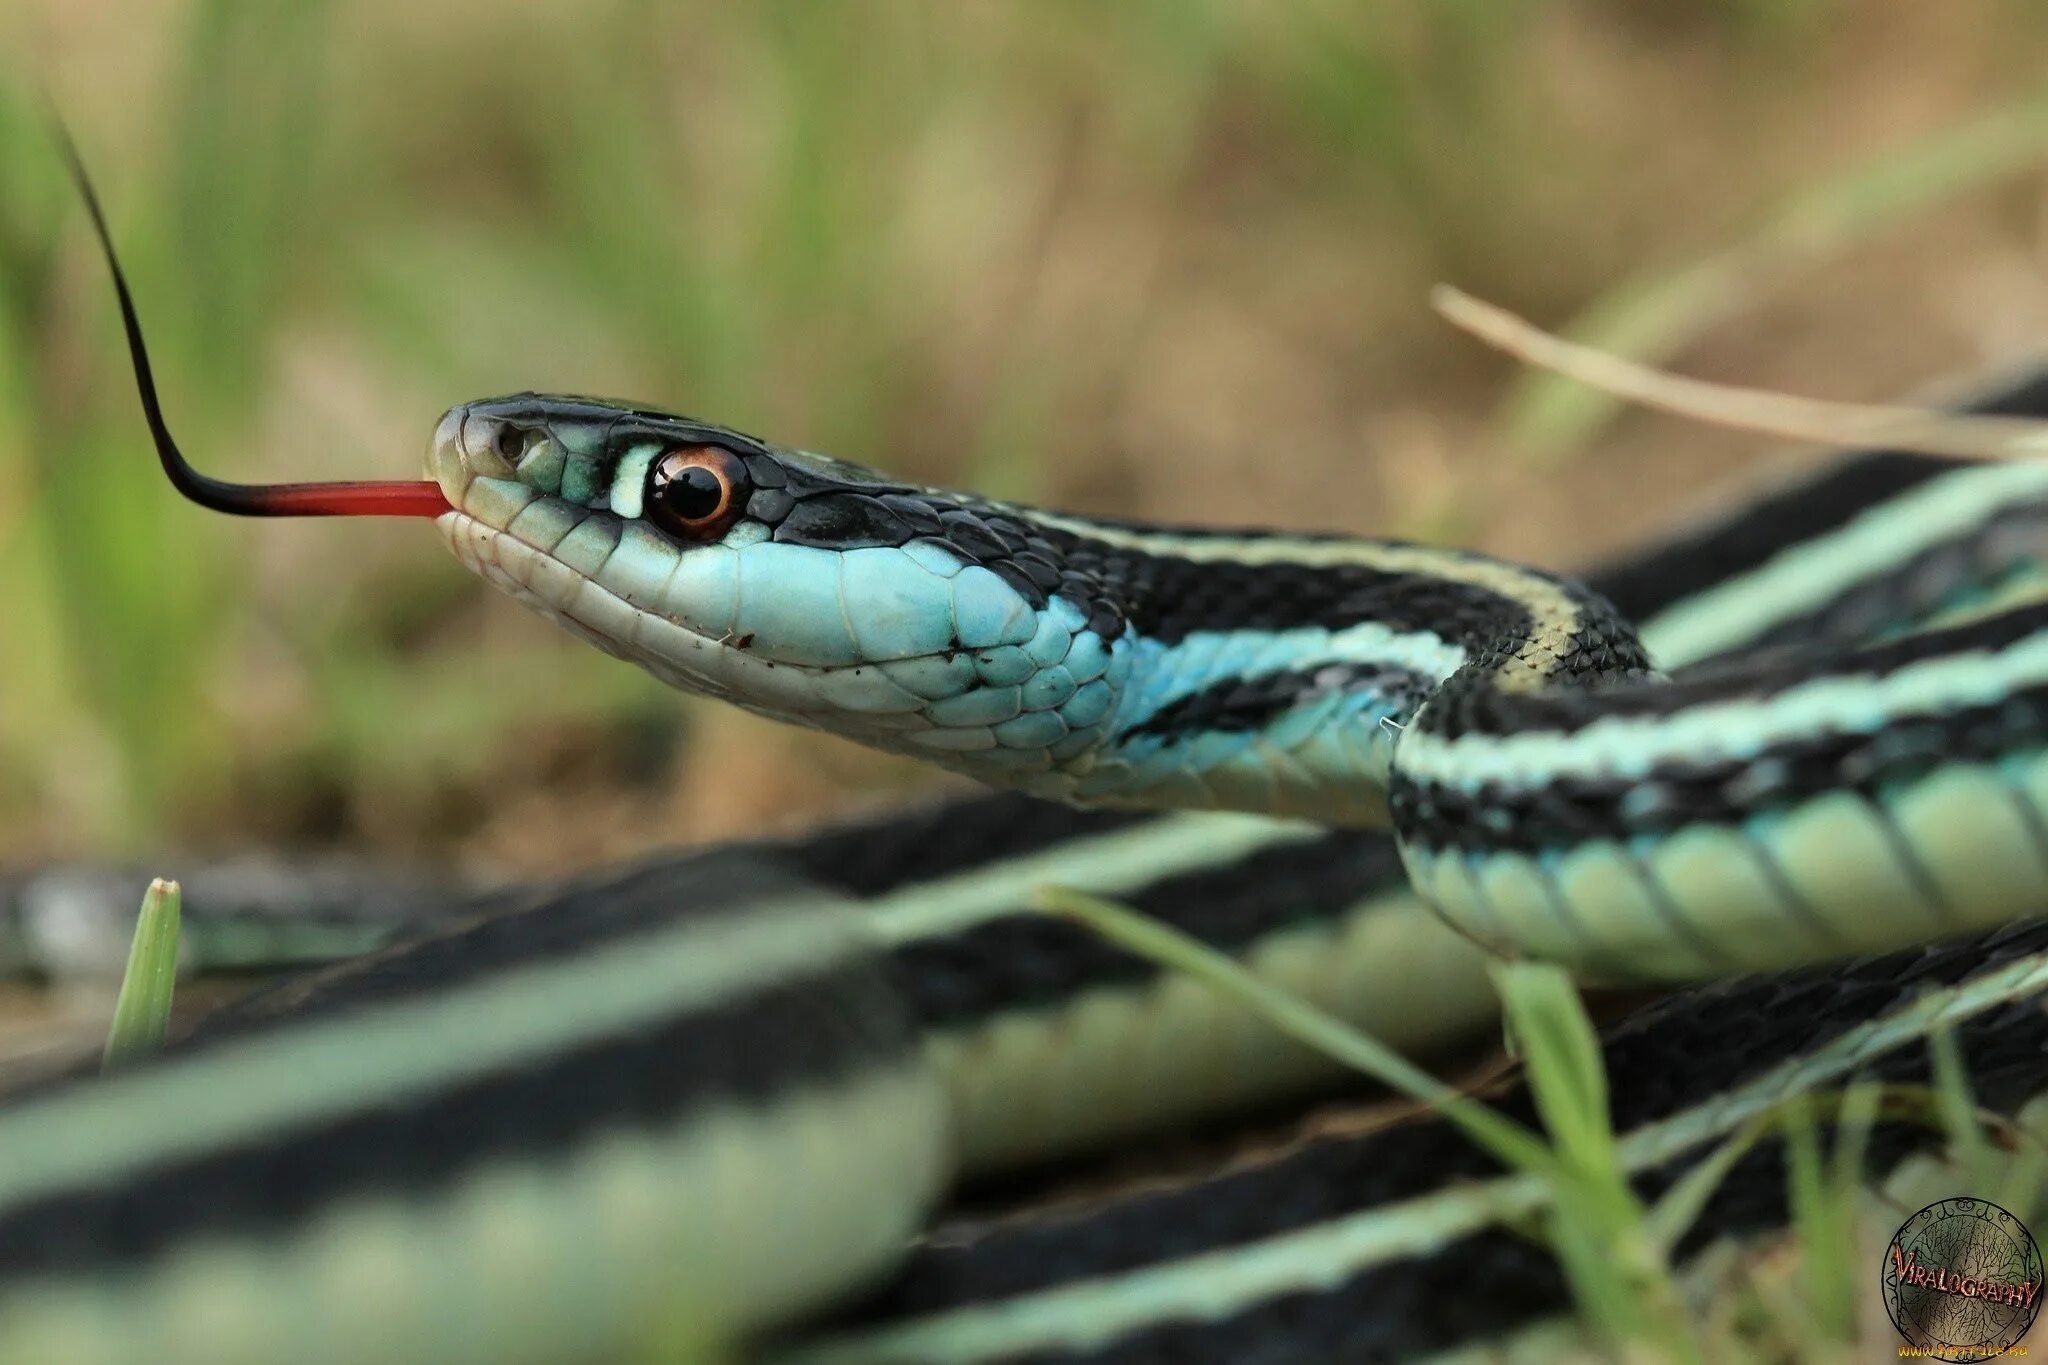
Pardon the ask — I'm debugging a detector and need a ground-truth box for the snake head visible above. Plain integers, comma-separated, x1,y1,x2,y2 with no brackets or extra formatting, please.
430,395,1133,788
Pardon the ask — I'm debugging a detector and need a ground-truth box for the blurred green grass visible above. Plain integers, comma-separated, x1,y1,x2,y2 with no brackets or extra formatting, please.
4,0,2048,867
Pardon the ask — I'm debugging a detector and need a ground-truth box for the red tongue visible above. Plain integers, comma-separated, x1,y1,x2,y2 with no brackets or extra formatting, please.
216,481,453,518
55,117,453,520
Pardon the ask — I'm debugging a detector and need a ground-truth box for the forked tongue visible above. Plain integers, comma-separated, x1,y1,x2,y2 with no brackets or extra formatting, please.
54,121,448,519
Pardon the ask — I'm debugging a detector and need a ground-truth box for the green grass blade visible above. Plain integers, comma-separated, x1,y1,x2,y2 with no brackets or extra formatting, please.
1929,1024,1996,1192
1998,1133,2048,1225
1778,1099,1849,1337
1490,960,1699,1360
1036,884,1555,1174
101,878,182,1072
1490,961,1616,1179
1799,1080,1882,1341
1646,1107,1782,1257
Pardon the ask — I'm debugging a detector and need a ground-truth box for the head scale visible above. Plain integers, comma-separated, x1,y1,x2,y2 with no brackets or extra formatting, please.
431,396,1134,792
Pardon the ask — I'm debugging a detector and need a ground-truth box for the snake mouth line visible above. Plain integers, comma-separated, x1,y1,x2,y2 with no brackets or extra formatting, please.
437,507,726,647
435,509,974,735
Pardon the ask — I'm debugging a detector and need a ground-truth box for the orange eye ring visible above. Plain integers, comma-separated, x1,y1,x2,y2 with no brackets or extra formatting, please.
645,446,749,541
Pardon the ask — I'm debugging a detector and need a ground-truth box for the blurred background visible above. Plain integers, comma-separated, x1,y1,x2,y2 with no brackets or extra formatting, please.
4,0,2048,877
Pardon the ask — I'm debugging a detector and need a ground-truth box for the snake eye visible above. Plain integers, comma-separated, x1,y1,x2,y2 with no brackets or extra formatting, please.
645,446,748,540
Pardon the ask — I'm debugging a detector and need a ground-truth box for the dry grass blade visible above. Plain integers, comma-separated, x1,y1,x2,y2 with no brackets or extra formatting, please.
1494,92,2048,465
1434,284,2048,462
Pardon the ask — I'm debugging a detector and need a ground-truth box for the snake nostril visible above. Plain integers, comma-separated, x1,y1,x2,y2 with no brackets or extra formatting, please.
492,422,526,463
450,409,528,477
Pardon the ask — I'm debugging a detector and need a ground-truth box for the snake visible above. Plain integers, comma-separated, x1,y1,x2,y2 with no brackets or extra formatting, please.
6,138,2048,1362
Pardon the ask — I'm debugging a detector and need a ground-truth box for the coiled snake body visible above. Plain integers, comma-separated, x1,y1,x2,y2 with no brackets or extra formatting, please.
9,155,2048,1362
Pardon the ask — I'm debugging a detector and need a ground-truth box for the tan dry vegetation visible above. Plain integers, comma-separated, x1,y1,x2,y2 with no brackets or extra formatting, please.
0,1,2046,873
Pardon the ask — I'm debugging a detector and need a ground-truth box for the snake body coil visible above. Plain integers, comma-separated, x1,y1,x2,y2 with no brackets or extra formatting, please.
17,155,2048,1361
435,394,2048,986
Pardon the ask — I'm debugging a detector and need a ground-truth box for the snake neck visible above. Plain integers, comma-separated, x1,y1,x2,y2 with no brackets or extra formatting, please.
1015,513,1653,825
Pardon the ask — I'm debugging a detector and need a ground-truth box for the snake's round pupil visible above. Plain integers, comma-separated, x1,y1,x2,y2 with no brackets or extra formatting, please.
664,465,725,520
645,447,745,539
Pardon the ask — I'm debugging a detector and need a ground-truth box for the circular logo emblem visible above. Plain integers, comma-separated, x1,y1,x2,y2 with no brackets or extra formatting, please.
1882,1197,2043,1361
